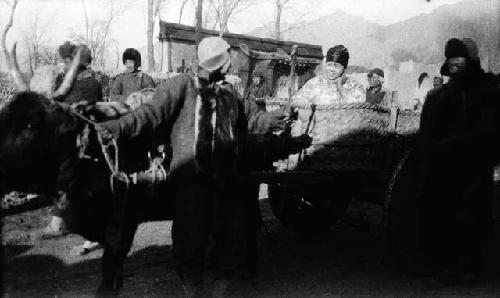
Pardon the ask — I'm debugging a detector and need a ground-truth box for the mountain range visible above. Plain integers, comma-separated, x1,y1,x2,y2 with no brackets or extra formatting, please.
248,0,500,71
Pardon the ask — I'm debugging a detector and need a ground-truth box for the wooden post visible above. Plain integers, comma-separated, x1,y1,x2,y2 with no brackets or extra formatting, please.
385,103,400,172
160,39,164,72
166,40,173,72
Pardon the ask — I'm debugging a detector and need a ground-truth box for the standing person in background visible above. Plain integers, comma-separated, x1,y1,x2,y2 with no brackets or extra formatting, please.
110,48,155,102
414,72,433,111
245,71,272,111
39,42,104,255
433,76,444,89
53,42,102,107
365,68,389,106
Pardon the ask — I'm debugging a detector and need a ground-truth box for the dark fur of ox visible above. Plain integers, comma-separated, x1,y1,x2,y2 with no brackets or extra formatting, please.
0,92,173,296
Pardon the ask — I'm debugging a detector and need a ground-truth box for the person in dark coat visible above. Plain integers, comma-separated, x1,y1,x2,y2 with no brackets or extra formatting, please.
245,71,272,111
54,43,103,106
110,48,155,102
98,37,308,296
418,37,500,283
39,42,103,239
365,68,388,106
37,43,105,254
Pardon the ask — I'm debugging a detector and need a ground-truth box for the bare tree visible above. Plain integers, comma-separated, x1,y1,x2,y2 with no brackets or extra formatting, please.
195,0,204,47
146,0,165,72
274,0,291,40
1,0,19,70
21,12,54,76
178,0,190,23
78,0,128,69
206,0,251,35
147,0,155,72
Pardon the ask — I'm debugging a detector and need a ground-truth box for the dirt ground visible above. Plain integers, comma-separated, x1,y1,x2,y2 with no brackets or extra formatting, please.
3,198,500,297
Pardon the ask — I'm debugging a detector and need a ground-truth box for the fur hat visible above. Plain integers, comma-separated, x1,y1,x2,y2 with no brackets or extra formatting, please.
197,37,230,71
444,38,469,59
368,68,384,78
122,48,141,67
326,45,349,68
58,41,77,59
252,71,264,78
75,45,92,66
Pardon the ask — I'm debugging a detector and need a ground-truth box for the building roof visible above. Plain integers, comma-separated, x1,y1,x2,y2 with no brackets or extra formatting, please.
159,21,323,61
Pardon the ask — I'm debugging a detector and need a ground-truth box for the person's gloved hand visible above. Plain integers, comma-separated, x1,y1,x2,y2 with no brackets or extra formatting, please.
286,134,313,154
261,109,287,133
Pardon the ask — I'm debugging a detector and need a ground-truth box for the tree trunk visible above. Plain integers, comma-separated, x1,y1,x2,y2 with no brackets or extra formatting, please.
81,0,90,45
147,0,155,72
275,0,282,40
179,0,189,23
195,0,204,49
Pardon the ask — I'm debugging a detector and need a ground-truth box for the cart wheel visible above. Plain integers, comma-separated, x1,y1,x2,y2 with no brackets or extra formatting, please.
268,183,349,235
384,151,425,270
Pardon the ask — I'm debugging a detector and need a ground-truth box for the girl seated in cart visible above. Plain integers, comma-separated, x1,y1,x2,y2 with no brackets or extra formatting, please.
292,45,365,106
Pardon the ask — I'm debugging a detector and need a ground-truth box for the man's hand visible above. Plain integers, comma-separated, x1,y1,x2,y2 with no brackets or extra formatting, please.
262,110,287,132
286,134,313,154
96,125,115,145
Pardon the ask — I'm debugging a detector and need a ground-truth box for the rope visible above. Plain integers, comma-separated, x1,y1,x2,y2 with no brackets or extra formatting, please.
55,101,129,218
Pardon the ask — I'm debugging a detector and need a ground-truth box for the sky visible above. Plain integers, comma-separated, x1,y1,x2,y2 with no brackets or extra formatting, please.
0,0,471,69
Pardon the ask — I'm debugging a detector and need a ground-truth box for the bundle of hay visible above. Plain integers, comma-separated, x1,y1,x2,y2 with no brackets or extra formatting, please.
0,80,15,108
93,88,156,120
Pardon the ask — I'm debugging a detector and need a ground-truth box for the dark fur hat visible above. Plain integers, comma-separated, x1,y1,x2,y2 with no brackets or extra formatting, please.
122,48,141,67
368,68,384,78
58,41,77,59
444,38,468,59
75,45,92,66
326,45,349,68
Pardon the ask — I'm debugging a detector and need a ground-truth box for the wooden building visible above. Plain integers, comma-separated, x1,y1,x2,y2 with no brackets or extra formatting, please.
158,21,323,97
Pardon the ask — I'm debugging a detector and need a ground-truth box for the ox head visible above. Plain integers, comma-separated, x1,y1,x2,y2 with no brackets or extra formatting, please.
0,34,83,193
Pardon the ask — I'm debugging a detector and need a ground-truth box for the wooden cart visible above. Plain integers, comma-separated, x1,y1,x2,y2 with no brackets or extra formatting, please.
251,99,421,234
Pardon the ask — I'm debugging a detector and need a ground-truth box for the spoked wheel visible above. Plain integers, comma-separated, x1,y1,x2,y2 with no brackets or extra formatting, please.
268,182,351,235
384,151,426,270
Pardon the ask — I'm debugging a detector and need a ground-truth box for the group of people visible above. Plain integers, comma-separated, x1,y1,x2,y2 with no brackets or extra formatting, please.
38,41,156,255
222,38,500,288
244,45,388,108
35,34,500,295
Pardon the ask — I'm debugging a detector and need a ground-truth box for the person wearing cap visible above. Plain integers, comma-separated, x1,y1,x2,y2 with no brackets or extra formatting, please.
365,68,388,106
97,36,309,295
109,48,155,102
53,42,103,106
293,44,365,105
432,76,444,89
37,42,103,254
245,71,272,110
417,38,500,284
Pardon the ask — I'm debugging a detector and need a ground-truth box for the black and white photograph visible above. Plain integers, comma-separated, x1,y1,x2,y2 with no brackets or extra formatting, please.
1,0,500,296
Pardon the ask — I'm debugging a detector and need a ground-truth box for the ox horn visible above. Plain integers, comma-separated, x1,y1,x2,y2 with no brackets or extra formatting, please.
1,0,27,92
52,47,82,98
7,42,28,92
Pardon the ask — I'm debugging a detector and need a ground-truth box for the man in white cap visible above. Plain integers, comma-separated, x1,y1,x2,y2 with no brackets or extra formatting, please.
98,36,309,296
